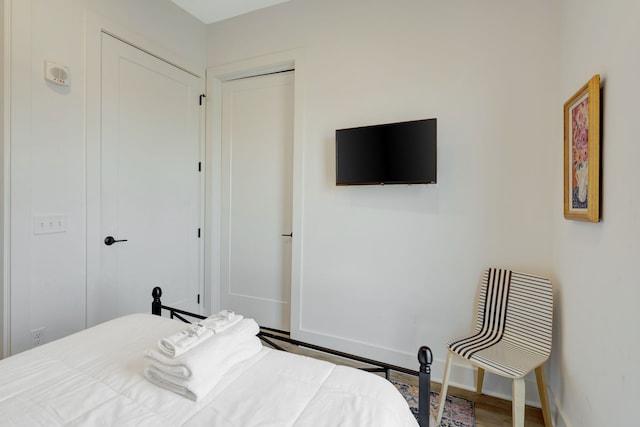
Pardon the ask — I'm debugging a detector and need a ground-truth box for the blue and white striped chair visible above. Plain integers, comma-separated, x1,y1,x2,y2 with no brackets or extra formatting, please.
435,268,554,427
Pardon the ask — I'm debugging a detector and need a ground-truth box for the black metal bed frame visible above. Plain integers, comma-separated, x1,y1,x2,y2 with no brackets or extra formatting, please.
151,287,433,427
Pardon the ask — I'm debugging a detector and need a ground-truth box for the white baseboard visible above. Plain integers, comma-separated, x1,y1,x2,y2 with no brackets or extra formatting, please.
548,387,573,427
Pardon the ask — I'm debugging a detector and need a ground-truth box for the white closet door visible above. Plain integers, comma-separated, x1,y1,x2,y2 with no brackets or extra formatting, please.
220,71,294,331
88,33,203,326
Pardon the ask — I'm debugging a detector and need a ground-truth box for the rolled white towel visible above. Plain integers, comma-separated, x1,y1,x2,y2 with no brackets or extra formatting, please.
200,309,236,329
144,335,262,401
146,318,260,380
158,311,243,357
157,328,214,359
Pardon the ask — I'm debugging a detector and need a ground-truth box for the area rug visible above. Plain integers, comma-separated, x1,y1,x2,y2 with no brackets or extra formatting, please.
392,380,475,427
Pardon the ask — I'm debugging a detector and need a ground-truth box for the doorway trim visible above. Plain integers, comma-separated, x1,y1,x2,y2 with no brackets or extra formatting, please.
206,49,305,336
85,12,206,325
1,0,12,358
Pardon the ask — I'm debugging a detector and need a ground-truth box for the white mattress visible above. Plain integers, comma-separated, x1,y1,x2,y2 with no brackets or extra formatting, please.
0,314,419,426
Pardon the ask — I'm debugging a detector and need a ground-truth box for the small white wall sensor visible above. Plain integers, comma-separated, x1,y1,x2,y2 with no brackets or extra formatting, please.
44,60,70,86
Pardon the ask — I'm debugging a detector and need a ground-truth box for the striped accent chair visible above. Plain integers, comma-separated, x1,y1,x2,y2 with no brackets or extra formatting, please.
435,268,553,427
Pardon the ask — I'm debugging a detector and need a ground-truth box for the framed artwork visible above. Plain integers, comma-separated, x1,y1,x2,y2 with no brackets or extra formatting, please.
563,74,601,222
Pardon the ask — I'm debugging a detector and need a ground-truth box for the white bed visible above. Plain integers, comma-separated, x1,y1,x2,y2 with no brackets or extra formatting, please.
0,314,419,426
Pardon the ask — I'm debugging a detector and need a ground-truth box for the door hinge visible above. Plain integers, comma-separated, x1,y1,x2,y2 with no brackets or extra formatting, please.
198,162,201,172
199,94,206,106
197,294,200,304
197,228,201,238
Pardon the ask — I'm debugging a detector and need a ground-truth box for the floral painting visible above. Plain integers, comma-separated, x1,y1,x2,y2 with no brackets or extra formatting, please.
563,74,600,222
570,94,589,209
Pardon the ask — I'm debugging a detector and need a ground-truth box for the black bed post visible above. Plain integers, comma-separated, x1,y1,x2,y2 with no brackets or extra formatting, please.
152,287,163,316
418,346,433,427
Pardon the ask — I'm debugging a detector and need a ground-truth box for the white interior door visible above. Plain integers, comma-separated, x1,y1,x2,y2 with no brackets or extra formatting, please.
88,33,203,326
220,71,294,331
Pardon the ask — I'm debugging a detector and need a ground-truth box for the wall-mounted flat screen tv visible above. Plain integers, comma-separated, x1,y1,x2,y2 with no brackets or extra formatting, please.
335,118,437,185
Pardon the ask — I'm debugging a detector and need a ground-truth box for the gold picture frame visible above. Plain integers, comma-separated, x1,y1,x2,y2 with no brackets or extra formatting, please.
563,74,601,222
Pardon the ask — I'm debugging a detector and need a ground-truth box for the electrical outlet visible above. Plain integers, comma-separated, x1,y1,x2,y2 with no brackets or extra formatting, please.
31,327,46,347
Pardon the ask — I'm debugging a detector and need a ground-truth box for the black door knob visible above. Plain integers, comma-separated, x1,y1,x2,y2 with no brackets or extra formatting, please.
104,236,128,246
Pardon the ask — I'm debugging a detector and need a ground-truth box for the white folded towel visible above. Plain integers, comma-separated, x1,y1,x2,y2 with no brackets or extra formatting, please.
146,318,260,380
144,335,262,401
158,311,243,357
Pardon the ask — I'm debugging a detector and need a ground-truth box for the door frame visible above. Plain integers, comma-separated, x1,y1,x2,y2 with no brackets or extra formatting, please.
85,12,206,325
1,0,11,357
206,49,305,336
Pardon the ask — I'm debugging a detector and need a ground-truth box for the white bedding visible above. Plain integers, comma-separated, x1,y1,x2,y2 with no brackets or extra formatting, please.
0,314,419,427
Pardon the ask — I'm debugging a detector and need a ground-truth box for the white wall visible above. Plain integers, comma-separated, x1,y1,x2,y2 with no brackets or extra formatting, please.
6,0,206,354
207,0,560,402
550,0,640,426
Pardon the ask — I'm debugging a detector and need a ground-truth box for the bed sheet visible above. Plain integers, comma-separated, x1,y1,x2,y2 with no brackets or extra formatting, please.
0,314,418,427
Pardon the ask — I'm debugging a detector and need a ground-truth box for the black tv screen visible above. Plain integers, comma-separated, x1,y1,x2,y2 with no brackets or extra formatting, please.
335,118,437,185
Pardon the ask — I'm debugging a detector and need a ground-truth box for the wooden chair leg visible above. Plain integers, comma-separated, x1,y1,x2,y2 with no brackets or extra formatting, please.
535,365,553,427
476,367,485,394
436,351,453,425
512,378,525,427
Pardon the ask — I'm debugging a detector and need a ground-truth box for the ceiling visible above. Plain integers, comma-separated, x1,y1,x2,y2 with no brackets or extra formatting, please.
171,0,291,24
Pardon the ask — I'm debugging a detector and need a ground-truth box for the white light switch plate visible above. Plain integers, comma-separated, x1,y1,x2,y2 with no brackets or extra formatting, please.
33,215,67,234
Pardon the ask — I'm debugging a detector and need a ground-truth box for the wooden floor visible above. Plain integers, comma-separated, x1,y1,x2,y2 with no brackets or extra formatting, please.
395,371,545,427
437,384,545,427
261,332,545,427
